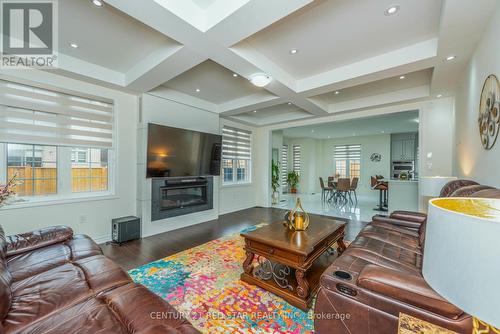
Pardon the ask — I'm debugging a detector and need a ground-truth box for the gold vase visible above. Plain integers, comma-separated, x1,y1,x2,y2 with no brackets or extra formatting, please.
287,198,310,231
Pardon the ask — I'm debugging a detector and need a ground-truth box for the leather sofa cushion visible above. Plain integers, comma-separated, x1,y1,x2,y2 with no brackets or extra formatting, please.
7,235,102,282
6,226,73,257
390,211,427,224
370,221,419,237
372,215,422,230
17,283,200,334
471,188,500,199
348,237,423,270
439,180,479,197
450,185,494,197
0,226,12,322
359,226,420,252
358,265,463,319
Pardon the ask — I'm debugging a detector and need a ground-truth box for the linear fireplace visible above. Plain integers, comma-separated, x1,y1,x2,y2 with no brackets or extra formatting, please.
151,177,213,221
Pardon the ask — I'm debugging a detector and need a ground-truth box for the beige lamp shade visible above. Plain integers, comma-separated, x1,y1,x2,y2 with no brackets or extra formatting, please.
420,176,457,197
423,198,500,328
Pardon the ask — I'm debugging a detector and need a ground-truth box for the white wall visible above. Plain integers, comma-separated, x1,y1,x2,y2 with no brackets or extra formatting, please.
0,70,138,243
455,5,500,187
138,94,258,237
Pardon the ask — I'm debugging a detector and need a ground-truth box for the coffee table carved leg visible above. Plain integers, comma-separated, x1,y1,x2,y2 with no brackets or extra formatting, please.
243,250,255,275
295,269,309,298
337,237,347,255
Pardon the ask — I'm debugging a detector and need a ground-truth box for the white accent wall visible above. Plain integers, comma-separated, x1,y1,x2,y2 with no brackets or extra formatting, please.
454,5,500,187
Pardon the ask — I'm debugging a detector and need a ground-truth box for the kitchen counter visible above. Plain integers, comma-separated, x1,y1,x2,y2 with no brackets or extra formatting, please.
388,180,419,213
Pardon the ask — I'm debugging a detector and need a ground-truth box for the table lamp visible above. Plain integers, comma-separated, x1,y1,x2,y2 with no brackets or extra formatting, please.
423,197,500,333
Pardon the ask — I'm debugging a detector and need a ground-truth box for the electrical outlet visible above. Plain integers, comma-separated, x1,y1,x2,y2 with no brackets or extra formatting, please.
79,215,88,224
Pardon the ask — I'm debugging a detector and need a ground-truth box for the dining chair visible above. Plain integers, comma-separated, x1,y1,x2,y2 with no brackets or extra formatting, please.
335,178,351,205
319,177,334,202
349,177,359,203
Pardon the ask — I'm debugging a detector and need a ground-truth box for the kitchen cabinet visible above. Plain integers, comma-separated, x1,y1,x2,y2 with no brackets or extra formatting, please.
391,133,416,161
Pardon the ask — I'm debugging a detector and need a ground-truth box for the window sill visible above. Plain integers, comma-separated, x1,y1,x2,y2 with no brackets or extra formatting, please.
221,182,253,189
0,192,119,210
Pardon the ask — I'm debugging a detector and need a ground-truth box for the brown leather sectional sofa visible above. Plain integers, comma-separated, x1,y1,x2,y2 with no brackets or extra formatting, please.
314,180,500,334
0,225,199,334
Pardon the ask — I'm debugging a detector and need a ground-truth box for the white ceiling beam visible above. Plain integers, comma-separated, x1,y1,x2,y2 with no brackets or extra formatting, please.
148,86,218,113
219,94,283,115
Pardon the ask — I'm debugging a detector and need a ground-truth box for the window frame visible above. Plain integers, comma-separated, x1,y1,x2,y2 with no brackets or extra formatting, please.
333,144,362,180
221,126,252,186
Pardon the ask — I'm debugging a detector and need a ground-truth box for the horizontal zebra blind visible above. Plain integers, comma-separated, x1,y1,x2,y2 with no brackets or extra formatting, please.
293,145,301,174
222,126,251,160
334,144,361,160
0,80,114,148
281,144,288,182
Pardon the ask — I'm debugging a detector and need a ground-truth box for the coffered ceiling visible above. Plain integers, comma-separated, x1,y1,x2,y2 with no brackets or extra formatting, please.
3,0,495,127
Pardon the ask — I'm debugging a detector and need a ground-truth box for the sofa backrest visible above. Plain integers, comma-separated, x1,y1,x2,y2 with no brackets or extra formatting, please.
0,225,13,322
439,180,479,197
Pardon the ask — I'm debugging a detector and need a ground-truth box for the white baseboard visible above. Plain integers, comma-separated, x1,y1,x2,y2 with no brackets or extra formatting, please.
94,234,111,244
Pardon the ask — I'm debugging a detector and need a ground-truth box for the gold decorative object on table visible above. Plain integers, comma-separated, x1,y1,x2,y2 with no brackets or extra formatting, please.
283,198,310,231
398,313,458,334
473,318,500,334
478,74,500,150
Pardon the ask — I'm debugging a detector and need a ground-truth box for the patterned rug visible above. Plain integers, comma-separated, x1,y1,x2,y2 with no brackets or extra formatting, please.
128,224,315,334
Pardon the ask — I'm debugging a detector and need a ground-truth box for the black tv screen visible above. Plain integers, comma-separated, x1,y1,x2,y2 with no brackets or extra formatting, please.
146,123,222,178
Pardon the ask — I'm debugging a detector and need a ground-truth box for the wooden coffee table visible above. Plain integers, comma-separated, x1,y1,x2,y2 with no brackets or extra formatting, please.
240,216,346,310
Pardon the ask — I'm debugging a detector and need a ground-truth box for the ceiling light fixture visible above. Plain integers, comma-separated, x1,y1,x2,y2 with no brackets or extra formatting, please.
288,102,292,105
253,110,257,113
91,0,104,7
334,91,340,95
195,89,200,92
289,49,298,55
385,5,399,15
232,73,238,77
69,43,79,49
249,73,272,87
445,55,456,62
311,130,315,133
437,94,443,98
399,75,405,80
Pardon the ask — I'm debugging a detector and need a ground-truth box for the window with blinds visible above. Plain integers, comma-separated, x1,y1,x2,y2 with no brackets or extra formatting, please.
0,80,114,198
0,80,113,148
334,144,361,179
281,144,288,184
293,145,301,175
222,126,251,184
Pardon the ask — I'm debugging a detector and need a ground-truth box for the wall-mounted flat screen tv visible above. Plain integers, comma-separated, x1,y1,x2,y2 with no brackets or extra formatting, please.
146,123,222,178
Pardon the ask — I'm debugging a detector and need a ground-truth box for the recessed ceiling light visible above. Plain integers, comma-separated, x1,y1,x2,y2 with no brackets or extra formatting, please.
381,131,385,134
445,55,456,61
385,5,399,15
334,91,340,95
327,136,331,139
232,73,238,77
253,110,257,113
91,0,104,7
249,73,272,87
69,43,79,49
289,49,298,55
311,130,315,133
195,89,200,92
287,102,292,105
399,75,405,80
437,94,443,98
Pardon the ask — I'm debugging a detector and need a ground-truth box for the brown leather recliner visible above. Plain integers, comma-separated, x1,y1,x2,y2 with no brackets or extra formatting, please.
0,225,200,334
314,180,500,334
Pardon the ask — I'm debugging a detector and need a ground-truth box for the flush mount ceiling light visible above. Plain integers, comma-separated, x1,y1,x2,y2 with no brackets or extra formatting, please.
399,75,406,80
289,49,298,55
69,42,79,49
253,110,257,113
385,5,399,15
91,0,104,7
334,91,340,95
195,88,200,92
249,73,272,87
445,55,456,61
232,73,238,77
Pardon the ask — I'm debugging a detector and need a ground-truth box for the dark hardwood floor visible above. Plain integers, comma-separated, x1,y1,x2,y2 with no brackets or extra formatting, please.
101,207,368,271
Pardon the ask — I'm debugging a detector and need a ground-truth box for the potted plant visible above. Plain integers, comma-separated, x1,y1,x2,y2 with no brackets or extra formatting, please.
0,174,20,206
271,160,280,204
287,171,299,194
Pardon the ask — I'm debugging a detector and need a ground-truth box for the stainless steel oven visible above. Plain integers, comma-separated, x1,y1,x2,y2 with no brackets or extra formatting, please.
392,161,415,179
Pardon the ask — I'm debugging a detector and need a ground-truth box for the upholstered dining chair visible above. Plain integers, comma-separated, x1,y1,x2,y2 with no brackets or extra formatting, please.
319,177,334,202
335,178,351,205
349,177,359,203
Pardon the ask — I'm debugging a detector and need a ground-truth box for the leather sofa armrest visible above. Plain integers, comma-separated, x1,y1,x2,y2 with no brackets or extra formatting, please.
358,265,463,319
390,211,427,223
372,215,422,230
6,226,73,257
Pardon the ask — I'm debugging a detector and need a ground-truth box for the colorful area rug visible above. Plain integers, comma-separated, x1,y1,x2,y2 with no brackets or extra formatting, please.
128,224,315,333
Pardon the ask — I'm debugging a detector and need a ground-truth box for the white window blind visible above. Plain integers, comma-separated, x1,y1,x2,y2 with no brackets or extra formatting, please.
0,80,114,148
334,144,361,160
281,144,288,183
222,126,251,160
293,145,301,174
